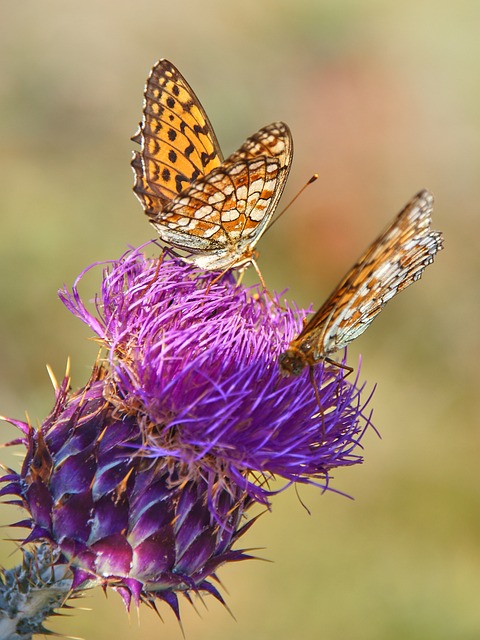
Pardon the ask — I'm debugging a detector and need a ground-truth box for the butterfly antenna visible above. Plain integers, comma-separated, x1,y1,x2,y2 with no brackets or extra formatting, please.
268,174,318,231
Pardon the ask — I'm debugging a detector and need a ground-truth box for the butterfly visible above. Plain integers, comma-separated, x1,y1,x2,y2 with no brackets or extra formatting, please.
131,59,293,271
279,189,444,376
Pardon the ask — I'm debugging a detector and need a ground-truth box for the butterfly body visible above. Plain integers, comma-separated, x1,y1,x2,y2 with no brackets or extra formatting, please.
279,190,443,376
132,59,293,271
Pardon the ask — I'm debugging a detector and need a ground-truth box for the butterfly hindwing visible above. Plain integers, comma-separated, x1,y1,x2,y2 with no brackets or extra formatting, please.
152,152,287,269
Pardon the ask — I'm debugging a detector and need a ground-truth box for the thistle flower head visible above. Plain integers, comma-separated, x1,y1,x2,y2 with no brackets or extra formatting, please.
61,245,372,498
1,244,373,619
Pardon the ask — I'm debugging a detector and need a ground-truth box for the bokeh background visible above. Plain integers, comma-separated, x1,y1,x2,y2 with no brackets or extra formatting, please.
1,1,478,638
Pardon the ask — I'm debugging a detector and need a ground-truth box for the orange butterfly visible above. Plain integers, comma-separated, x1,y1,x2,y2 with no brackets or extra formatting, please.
132,59,293,271
279,190,443,376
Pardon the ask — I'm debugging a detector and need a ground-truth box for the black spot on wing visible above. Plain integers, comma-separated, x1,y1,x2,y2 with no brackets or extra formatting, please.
184,142,195,158
200,150,218,168
175,174,190,194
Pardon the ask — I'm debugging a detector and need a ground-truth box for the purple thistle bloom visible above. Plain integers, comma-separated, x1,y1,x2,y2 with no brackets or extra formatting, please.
1,243,373,621
60,244,372,499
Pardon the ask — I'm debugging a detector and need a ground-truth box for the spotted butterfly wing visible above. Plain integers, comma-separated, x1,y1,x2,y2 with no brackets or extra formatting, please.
279,190,444,376
132,59,224,218
151,122,293,270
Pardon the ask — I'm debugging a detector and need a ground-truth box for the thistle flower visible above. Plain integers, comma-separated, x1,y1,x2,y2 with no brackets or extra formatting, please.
1,244,373,627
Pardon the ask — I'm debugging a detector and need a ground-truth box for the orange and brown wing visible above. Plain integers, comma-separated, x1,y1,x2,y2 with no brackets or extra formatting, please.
131,59,223,218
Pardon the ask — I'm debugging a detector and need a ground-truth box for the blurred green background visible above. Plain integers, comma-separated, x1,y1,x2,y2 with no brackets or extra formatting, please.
1,1,478,638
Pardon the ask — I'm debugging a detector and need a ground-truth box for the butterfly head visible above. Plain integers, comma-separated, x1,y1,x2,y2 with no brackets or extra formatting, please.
278,347,309,377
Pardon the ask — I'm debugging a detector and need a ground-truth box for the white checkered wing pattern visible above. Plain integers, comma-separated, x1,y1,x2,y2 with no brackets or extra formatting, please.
151,122,293,270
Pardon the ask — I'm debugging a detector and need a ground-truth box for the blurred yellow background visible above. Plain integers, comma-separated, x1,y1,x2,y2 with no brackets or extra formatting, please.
1,1,478,638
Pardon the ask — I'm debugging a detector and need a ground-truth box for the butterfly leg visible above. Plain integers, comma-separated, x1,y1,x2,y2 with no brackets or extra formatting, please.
249,256,267,291
209,254,266,290
138,249,167,296
324,357,354,405
203,267,235,297
203,255,267,297
308,359,353,442
325,357,353,377
309,365,326,442
250,257,288,311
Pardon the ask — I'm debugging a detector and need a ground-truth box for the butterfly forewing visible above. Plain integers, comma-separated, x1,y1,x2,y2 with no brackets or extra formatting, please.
132,59,223,217
279,190,443,375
